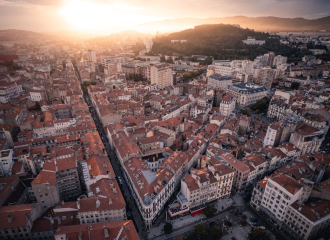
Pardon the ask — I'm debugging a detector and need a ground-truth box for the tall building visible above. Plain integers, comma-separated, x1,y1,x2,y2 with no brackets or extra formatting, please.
88,50,97,63
150,64,172,89
255,67,276,87
144,39,153,53
267,51,275,67
253,174,311,226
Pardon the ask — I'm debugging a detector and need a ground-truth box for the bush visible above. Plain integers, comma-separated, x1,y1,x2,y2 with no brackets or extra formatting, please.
183,223,222,240
203,205,217,217
240,108,252,117
224,220,232,227
248,228,270,240
164,222,173,234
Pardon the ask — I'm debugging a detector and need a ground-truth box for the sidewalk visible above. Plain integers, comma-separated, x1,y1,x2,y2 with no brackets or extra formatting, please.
147,198,234,239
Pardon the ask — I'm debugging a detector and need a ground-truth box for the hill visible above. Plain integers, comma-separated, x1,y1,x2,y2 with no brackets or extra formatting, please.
135,16,330,33
150,24,297,61
0,29,47,42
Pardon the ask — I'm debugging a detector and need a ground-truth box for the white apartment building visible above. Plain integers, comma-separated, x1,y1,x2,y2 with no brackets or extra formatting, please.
175,160,234,216
263,121,285,147
144,39,153,53
0,149,13,177
0,82,23,104
150,64,172,90
219,93,236,117
290,124,324,155
273,55,287,66
227,83,268,107
255,67,276,87
259,174,311,225
283,199,330,240
243,37,266,45
310,49,327,55
207,75,233,90
30,90,46,102
88,50,97,63
214,65,236,77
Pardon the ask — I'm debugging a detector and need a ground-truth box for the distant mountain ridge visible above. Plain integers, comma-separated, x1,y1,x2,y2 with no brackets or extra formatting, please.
0,29,47,42
135,16,330,33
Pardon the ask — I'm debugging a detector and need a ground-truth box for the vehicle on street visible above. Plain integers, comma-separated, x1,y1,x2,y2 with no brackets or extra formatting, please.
249,218,258,222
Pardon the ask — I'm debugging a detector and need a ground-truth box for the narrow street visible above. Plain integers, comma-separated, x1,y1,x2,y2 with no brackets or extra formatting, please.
75,69,149,239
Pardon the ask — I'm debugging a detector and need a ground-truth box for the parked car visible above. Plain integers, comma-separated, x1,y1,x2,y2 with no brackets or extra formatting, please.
249,218,258,222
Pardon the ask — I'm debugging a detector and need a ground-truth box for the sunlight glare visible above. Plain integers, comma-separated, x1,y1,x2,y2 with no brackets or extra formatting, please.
58,0,162,33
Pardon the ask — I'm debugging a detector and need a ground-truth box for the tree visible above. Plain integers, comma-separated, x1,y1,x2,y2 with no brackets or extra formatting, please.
203,205,217,217
240,108,252,117
250,97,270,113
291,82,300,90
248,228,270,240
209,227,222,239
194,224,208,239
164,222,173,234
224,220,232,227
50,69,55,75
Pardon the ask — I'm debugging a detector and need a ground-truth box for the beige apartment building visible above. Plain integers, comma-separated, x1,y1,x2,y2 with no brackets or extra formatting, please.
255,67,276,87
282,199,330,240
151,64,172,90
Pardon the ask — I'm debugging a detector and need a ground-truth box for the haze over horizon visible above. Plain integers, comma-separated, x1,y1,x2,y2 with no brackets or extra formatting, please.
0,0,330,35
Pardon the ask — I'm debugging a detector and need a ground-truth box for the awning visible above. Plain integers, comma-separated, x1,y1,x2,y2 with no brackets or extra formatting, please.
191,207,206,216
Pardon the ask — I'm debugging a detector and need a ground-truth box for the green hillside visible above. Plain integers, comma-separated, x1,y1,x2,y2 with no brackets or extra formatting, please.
150,24,299,61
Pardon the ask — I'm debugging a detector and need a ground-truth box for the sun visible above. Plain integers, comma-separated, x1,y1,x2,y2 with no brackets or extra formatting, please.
58,0,162,33
59,1,110,31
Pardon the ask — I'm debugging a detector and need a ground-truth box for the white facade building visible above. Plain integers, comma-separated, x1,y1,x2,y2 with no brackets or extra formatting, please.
219,93,236,117
0,149,13,177
150,64,172,90
207,75,232,90
88,50,97,63
243,37,266,45
227,83,268,107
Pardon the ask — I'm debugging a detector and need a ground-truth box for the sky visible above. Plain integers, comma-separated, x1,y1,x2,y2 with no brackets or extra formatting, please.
0,0,330,35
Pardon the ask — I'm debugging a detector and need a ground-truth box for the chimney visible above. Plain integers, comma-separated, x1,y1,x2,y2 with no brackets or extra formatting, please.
77,199,80,209
103,161,107,168
109,197,113,205
58,217,61,225
62,200,65,205
104,229,109,238
113,188,117,193
125,225,130,230
88,223,93,230
49,215,54,225
96,197,100,208
7,213,13,223
78,233,83,240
